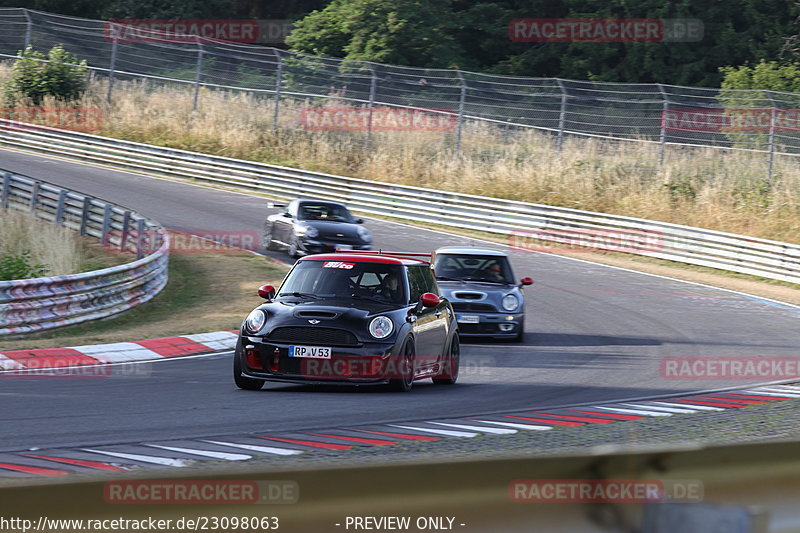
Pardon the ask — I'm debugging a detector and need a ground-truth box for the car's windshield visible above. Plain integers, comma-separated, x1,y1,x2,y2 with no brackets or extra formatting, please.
297,203,354,222
433,254,514,284
279,260,406,305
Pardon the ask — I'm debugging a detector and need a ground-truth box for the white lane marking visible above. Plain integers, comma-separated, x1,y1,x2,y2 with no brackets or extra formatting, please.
83,449,190,467
69,342,162,363
593,406,672,417
389,425,478,438
183,332,238,351
0,354,25,370
203,440,302,456
649,401,723,411
471,420,553,431
621,403,703,414
428,422,517,435
744,389,800,397
145,444,250,461
757,386,800,395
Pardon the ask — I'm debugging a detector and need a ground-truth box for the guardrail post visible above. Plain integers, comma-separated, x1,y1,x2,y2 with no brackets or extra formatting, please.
120,210,131,253
106,32,119,104
101,204,113,248
54,189,67,225
23,9,32,49
556,79,567,151
192,42,204,113
1,172,11,209
658,84,668,166
272,50,283,128
79,196,92,236
766,90,777,182
455,73,467,153
30,180,40,213
366,63,377,143
135,218,146,259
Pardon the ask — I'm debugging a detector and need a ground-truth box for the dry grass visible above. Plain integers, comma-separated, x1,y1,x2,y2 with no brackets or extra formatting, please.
0,209,84,276
1,62,798,244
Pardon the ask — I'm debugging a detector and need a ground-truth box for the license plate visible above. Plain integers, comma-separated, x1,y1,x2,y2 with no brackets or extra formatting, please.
335,244,353,251
458,315,480,324
288,345,331,359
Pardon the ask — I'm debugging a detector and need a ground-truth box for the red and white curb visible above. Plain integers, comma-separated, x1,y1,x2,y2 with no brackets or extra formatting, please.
1,384,799,478
0,331,238,371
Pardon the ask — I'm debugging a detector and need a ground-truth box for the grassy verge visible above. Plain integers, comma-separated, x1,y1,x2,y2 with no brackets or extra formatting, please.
0,252,288,351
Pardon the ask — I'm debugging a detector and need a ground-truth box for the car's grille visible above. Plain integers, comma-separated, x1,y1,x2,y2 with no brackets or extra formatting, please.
458,323,502,334
320,233,354,242
451,302,497,312
268,327,360,346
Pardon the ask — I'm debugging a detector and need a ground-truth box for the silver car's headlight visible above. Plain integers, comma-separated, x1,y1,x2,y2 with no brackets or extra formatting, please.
501,294,519,312
369,316,394,339
300,225,318,238
357,225,371,242
244,309,266,333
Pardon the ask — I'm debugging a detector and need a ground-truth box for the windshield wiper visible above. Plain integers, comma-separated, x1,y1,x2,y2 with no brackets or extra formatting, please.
350,294,393,305
279,292,318,299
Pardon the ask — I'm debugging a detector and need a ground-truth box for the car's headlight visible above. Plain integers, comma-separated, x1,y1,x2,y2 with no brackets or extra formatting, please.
501,294,519,312
369,316,394,339
244,309,266,333
297,225,318,238
357,225,371,242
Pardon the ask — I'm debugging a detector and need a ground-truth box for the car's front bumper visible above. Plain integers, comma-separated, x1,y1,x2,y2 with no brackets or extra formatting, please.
297,239,371,255
454,312,524,338
238,336,398,384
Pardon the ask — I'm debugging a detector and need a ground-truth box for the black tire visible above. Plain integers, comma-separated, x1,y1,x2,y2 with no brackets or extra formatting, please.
388,338,415,392
288,235,300,258
233,342,265,391
263,222,279,251
512,319,525,343
433,335,460,385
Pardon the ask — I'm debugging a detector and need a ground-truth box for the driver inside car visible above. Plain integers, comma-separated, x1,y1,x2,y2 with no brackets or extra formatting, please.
377,272,401,301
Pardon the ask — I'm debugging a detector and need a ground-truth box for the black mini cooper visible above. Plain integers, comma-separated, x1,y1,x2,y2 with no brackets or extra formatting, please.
234,252,459,392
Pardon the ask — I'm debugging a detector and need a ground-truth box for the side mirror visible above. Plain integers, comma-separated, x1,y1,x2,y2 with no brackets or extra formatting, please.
420,292,440,308
520,277,534,286
258,284,276,299
282,212,292,218
355,218,364,224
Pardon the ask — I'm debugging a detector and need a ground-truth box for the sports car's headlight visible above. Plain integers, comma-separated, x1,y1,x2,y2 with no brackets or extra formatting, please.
369,316,394,339
297,225,318,238
357,225,371,242
501,294,519,312
244,309,266,333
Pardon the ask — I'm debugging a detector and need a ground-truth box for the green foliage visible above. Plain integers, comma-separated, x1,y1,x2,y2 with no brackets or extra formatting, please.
4,45,88,105
0,250,48,281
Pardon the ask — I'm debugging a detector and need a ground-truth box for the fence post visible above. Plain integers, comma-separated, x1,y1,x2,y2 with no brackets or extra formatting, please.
55,189,67,225
366,64,377,143
273,50,284,128
101,204,113,248
192,42,204,113
657,84,668,166
455,72,467,153
79,196,92,236
1,172,11,209
30,181,40,213
766,91,777,182
556,79,567,151
106,32,119,104
120,210,131,253
135,218,146,259
22,9,32,49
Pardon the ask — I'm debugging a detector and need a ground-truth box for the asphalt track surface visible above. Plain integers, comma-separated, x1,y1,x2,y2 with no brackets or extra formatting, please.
1,148,799,452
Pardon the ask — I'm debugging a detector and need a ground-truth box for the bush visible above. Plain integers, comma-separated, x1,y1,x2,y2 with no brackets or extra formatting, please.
0,250,48,281
4,45,88,105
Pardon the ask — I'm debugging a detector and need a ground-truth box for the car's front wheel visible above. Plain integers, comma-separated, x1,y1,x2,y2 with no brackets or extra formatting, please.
388,338,415,392
263,222,279,251
233,341,265,391
433,335,459,385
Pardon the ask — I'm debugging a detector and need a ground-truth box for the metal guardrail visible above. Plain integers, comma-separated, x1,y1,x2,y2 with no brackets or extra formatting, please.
1,118,798,285
0,166,169,336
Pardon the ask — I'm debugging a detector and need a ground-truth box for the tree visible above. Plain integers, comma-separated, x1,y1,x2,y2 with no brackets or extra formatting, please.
4,45,88,105
286,0,466,68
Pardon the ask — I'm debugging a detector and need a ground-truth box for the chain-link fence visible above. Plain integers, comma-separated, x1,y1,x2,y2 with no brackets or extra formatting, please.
1,8,800,179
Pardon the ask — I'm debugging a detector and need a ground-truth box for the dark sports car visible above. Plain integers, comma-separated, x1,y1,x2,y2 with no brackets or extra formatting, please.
234,251,460,392
263,199,372,257
433,247,533,342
